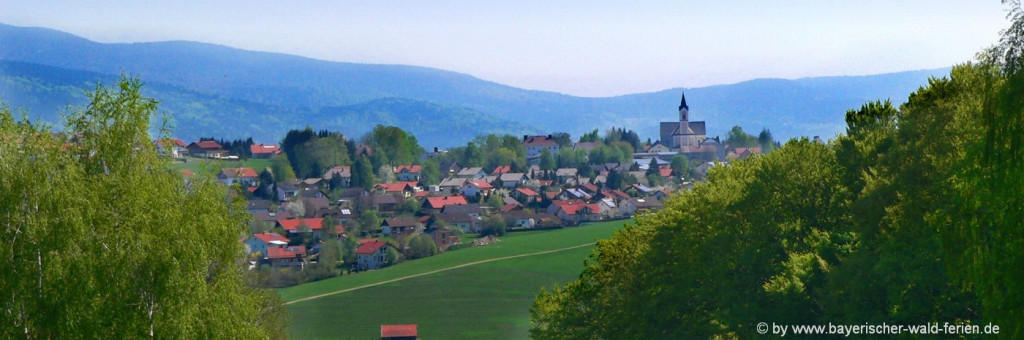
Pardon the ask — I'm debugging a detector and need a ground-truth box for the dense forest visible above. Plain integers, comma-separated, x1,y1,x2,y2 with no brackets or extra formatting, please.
530,6,1024,338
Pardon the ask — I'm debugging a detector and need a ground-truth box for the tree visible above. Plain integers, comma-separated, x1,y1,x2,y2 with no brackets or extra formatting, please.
539,147,556,171
351,155,375,190
254,169,276,199
480,214,507,236
421,158,441,186
645,158,659,177
484,193,504,210
270,153,297,182
550,132,572,147
725,125,757,148
670,154,691,178
758,128,776,153
407,234,438,259
0,76,286,338
359,210,381,236
363,125,423,166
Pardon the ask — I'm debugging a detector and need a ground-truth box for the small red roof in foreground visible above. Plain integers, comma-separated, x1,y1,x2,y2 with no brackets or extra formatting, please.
381,324,418,338
356,239,387,255
278,218,325,231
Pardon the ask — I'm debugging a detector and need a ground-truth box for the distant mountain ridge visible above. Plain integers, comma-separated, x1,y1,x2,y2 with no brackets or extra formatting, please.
0,22,951,146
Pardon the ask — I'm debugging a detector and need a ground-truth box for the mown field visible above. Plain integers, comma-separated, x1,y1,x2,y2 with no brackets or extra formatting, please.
280,219,630,339
172,156,272,174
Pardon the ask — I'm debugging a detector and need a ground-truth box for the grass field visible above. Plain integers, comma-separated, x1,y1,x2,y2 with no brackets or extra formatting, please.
172,156,272,174
281,219,630,339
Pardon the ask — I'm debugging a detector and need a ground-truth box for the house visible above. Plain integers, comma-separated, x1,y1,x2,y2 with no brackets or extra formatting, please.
459,180,493,197
276,218,325,236
155,138,187,158
381,216,419,236
522,135,560,163
299,178,323,190
513,187,540,204
546,199,587,215
491,165,511,175
356,239,389,270
360,194,405,215
251,211,291,226
562,188,592,201
323,165,352,188
335,187,368,208
621,197,664,216
730,147,763,160
573,141,601,153
438,177,467,194
645,141,671,153
422,195,468,214
501,210,544,228
375,182,418,197
428,227,459,251
439,160,462,177
456,167,486,179
659,167,674,178
276,180,301,202
597,197,621,219
394,165,423,182
250,143,281,158
499,173,526,188
186,140,226,158
266,246,307,267
218,167,259,186
555,168,578,184
381,324,418,340
579,183,599,195
553,201,602,225
246,199,271,214
244,232,289,258
442,203,483,218
436,212,476,233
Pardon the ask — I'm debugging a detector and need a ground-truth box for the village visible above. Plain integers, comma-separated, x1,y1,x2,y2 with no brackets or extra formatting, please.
155,92,787,287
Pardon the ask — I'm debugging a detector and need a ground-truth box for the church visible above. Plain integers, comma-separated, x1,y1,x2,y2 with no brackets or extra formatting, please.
659,91,707,151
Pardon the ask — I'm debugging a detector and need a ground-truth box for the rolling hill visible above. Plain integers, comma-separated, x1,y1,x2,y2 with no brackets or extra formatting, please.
0,22,951,146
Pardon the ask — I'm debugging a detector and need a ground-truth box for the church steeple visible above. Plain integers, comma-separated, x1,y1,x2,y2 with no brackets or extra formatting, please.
678,91,689,111
678,91,689,123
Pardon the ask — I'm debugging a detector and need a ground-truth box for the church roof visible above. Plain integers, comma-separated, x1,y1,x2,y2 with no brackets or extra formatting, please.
679,91,689,111
660,121,707,137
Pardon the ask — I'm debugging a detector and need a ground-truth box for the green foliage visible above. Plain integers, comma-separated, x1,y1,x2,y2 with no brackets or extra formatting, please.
359,210,381,236
670,154,691,178
362,125,423,166
532,49,1024,338
421,157,441,186
270,153,297,182
407,234,439,260
280,128,350,178
480,214,507,236
725,125,758,148
539,147,556,171
351,155,375,190
0,76,286,338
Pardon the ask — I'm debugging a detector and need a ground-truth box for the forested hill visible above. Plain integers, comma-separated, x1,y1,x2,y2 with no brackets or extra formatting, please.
1,22,947,145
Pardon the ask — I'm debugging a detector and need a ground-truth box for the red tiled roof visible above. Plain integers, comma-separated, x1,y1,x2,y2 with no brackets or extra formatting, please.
659,168,673,177
558,201,601,216
267,246,306,259
394,164,422,174
356,239,387,255
193,140,222,150
522,135,558,147
252,232,289,244
250,143,281,155
580,183,599,193
381,324,418,338
277,218,325,231
328,225,346,235
425,195,468,209
552,199,586,207
612,190,631,199
544,191,560,200
468,180,493,190
491,165,511,175
376,182,417,193
181,169,195,178
414,191,431,198
221,167,259,178
157,138,186,147
516,187,539,196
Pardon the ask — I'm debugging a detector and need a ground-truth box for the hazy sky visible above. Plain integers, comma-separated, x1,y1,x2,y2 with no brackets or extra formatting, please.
0,1,1009,97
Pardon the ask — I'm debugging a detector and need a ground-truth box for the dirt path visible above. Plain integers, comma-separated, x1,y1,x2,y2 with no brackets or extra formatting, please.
285,242,596,305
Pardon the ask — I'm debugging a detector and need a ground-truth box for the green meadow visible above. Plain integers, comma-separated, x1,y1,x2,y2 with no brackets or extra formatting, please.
280,219,630,339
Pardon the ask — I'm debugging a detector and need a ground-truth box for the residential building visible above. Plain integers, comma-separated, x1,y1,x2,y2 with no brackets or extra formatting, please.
522,135,560,163
250,143,281,158
356,239,389,270
186,140,226,158
323,165,352,188
394,165,422,182
244,232,289,258
218,167,259,186
381,216,418,236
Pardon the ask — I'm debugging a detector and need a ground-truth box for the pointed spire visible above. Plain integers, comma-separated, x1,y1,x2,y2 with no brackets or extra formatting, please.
678,91,689,111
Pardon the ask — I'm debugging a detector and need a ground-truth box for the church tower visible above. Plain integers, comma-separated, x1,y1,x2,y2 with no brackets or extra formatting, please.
678,91,691,148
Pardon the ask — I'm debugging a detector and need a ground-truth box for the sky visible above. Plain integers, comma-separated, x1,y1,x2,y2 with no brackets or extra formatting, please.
0,1,1010,97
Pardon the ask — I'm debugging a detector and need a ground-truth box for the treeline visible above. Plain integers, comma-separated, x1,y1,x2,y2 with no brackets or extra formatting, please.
530,33,1024,339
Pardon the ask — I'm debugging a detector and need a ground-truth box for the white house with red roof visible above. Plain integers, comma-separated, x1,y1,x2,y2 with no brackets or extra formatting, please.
522,135,560,163
356,239,389,270
459,180,494,198
276,218,325,236
250,143,281,158
218,167,259,186
553,201,602,225
244,232,290,258
155,138,187,158
394,164,422,182
374,182,418,197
